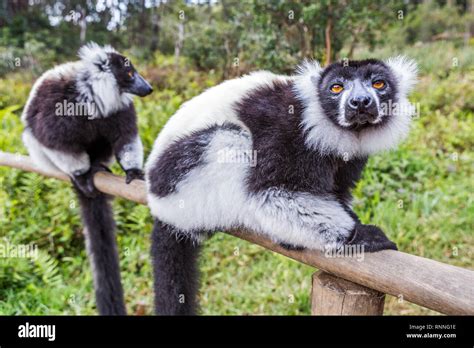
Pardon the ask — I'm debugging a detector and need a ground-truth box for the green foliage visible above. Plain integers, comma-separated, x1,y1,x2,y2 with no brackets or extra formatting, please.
1,0,420,77
402,2,469,45
1,40,473,314
0,1,473,315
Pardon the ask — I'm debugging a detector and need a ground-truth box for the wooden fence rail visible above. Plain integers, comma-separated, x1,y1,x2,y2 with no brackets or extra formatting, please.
1,151,473,315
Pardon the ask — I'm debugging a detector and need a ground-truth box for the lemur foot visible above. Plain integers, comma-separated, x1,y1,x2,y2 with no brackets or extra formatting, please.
71,165,110,198
125,168,144,184
347,224,397,252
279,242,306,252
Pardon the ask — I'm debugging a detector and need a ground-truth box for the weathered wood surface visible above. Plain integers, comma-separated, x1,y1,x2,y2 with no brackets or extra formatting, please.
0,151,147,204
311,271,385,315
1,151,473,315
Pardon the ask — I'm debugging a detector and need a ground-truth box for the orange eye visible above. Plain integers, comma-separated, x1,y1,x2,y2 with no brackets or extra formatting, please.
330,84,344,94
373,80,385,89
128,71,134,78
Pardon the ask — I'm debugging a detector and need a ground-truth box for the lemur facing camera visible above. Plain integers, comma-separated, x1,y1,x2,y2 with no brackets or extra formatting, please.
145,56,417,315
22,43,153,315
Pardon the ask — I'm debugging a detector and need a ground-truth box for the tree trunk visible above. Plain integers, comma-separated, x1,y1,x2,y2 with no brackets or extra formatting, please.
347,40,356,59
150,4,160,52
174,21,185,70
297,23,308,59
469,0,474,38
325,17,332,66
79,10,87,44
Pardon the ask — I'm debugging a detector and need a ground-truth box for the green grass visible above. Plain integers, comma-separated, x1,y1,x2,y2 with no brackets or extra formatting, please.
0,47,473,315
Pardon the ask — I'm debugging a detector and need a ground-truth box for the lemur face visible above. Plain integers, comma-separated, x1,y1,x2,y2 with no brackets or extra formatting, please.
108,53,153,97
317,59,398,131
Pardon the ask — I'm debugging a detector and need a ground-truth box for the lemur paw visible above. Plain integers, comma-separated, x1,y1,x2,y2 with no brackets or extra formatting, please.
279,242,306,252
347,224,397,252
71,165,110,198
125,168,144,184
71,171,98,198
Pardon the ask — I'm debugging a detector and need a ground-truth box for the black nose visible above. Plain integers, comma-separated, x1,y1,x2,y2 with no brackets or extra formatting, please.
348,96,372,110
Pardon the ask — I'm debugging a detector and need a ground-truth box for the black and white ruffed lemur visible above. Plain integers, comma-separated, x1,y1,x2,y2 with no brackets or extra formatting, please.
22,43,153,315
145,56,417,315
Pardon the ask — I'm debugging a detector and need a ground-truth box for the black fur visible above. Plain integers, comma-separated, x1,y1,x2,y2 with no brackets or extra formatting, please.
108,53,153,96
71,163,111,198
235,80,366,202
108,52,136,90
348,223,398,252
25,79,139,157
75,188,126,315
151,219,200,315
235,78,395,252
279,243,306,252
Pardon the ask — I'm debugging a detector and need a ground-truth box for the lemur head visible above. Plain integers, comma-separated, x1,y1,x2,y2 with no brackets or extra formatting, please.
77,42,153,117
317,59,398,130
295,56,418,159
107,52,154,97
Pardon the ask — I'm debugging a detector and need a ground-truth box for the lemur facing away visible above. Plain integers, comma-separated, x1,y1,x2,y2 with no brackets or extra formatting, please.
145,57,417,315
22,43,153,315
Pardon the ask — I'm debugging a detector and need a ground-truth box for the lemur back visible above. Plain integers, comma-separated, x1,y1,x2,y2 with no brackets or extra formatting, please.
146,71,290,163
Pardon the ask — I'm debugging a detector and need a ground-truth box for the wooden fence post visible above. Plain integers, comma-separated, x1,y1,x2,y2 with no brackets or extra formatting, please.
311,271,385,315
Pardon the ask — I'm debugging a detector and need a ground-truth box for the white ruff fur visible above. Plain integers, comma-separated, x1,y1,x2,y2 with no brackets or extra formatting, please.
77,42,133,118
147,128,354,250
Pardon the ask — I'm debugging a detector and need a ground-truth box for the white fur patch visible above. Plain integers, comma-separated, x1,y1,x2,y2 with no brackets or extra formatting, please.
147,127,354,250
22,129,60,173
77,42,117,66
76,42,132,118
23,128,90,175
117,135,144,170
385,56,418,97
337,87,352,127
76,69,132,119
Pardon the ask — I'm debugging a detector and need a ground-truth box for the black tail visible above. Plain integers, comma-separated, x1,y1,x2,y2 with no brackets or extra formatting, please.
76,189,126,315
151,219,200,315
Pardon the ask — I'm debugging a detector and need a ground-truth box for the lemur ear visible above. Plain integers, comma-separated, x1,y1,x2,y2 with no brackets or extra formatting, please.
295,60,323,92
78,42,117,70
385,56,418,96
